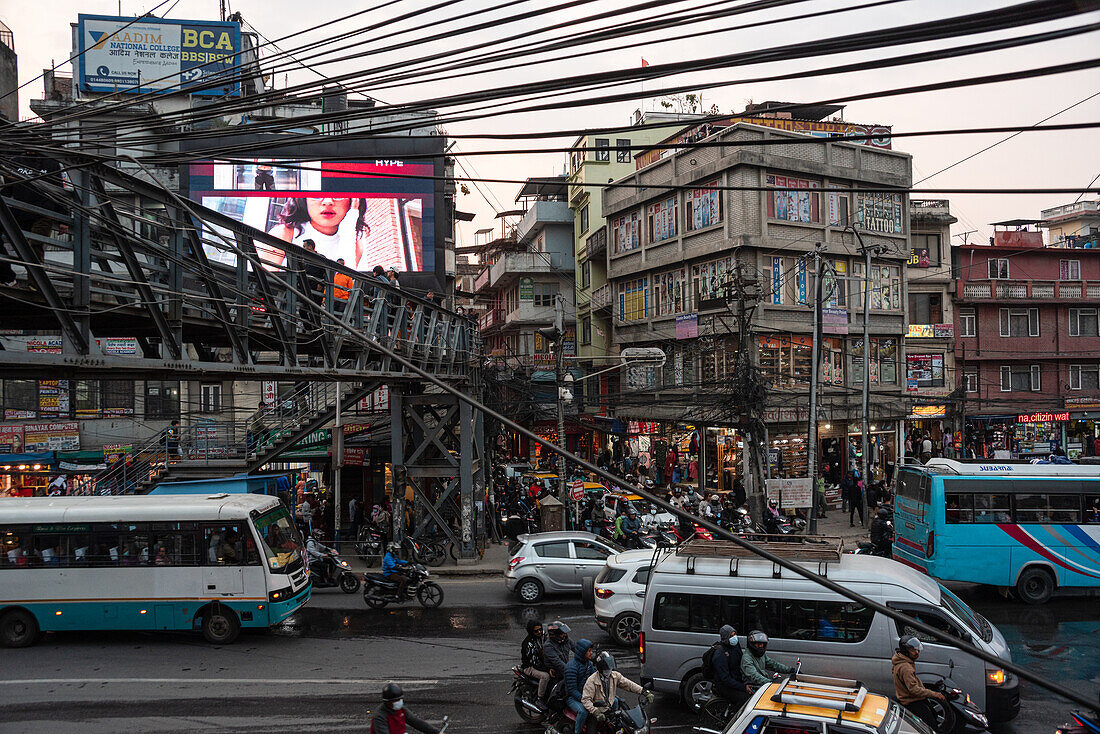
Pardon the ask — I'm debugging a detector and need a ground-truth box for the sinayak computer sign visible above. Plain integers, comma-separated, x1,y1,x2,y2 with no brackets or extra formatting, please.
77,15,241,96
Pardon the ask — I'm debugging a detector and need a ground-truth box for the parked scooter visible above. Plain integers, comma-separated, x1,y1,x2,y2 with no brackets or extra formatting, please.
309,548,361,593
354,526,386,567
1056,708,1100,734
916,674,990,733
362,563,444,609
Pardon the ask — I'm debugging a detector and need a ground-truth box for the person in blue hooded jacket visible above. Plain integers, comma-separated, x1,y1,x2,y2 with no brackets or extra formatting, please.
564,638,596,734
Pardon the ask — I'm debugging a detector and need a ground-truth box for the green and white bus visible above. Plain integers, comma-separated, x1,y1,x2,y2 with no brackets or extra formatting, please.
0,493,311,647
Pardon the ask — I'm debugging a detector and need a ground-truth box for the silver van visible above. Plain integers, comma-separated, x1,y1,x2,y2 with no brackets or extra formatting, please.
639,544,1020,723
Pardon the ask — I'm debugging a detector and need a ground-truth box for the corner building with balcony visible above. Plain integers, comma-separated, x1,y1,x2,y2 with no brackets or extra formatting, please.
953,202,1100,460
598,108,912,496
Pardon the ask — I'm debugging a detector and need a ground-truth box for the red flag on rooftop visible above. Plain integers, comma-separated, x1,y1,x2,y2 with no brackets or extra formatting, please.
641,58,650,67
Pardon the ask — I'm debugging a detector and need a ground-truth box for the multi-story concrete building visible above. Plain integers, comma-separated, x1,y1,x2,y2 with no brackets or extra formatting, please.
569,111,703,429
598,106,911,495
477,177,577,458
904,200,958,450
953,209,1100,459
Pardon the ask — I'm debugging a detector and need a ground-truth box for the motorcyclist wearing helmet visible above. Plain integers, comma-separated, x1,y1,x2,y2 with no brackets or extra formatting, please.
564,638,596,733
740,630,793,687
543,620,575,680
305,533,336,584
382,541,412,599
621,506,642,548
892,635,945,728
712,625,752,709
870,507,893,556
582,650,651,729
521,619,551,700
370,682,439,734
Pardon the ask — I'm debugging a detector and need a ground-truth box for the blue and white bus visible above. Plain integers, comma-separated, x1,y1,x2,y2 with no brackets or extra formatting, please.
893,458,1100,604
0,493,311,647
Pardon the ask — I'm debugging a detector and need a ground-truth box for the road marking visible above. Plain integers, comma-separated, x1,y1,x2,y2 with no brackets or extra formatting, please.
1,678,438,686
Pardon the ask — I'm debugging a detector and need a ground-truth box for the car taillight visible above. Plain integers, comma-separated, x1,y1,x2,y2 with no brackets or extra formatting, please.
595,587,614,599
926,530,935,558
508,556,525,570
639,631,645,663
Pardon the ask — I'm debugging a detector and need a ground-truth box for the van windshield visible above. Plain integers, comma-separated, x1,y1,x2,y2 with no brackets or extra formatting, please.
939,584,992,642
253,506,303,573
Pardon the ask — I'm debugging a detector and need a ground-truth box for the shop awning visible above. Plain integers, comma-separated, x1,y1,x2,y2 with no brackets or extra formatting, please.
0,452,56,466
57,450,105,462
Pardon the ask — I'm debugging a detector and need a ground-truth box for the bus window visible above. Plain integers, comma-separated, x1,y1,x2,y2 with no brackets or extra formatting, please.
973,494,1011,523
1085,497,1100,524
1050,495,1081,523
204,525,249,565
945,493,973,523
1013,494,1051,524
2,526,30,567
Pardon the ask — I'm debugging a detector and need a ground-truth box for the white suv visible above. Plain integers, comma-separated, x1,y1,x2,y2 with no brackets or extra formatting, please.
591,549,654,646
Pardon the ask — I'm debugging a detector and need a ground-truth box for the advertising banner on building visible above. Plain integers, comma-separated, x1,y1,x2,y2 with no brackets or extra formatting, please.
188,159,434,273
77,15,242,96
103,443,133,463
675,313,698,340
343,446,366,466
23,422,80,452
0,425,24,453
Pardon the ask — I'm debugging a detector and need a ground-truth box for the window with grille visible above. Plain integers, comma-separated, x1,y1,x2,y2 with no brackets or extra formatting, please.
594,138,609,162
616,139,631,163
1069,308,1099,337
999,308,1038,337
1069,365,1100,391
1000,365,1040,392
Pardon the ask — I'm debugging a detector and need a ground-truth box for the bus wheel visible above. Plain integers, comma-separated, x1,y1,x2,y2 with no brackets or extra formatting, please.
201,606,241,644
0,608,39,648
1015,567,1055,605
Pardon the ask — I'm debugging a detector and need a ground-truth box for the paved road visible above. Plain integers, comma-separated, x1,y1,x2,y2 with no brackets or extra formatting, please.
2,579,1096,733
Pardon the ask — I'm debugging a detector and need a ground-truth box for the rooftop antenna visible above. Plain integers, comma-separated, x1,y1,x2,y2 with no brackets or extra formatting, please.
953,230,977,246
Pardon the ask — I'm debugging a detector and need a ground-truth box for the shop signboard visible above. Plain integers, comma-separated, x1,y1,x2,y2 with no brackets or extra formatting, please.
343,446,366,466
675,313,698,340
103,443,133,463
1017,412,1069,423
571,479,585,501
100,337,139,356
27,338,62,353
766,477,813,509
933,323,953,338
822,308,848,335
38,380,70,416
262,381,278,405
907,324,953,338
342,422,371,438
763,407,809,423
909,405,946,419
23,422,80,452
1066,396,1100,410
0,425,24,453
519,277,535,301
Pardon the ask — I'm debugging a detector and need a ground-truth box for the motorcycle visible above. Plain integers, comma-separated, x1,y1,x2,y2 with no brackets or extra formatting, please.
916,674,990,733
362,563,444,609
354,526,386,567
309,548,361,593
511,666,655,734
1057,708,1100,734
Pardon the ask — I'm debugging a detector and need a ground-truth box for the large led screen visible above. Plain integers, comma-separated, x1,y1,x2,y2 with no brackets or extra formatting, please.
188,159,434,272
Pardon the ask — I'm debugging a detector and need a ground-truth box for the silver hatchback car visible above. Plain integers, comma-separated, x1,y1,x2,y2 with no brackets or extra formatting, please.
505,532,623,603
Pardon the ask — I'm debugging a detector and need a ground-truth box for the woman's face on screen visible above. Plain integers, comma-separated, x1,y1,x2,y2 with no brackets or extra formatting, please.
305,197,352,234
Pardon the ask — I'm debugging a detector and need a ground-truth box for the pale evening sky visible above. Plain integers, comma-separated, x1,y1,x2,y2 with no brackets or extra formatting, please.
4,0,1099,248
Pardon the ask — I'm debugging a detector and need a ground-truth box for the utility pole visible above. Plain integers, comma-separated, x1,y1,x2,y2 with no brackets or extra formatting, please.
854,235,881,528
807,247,823,535
732,261,765,521
332,383,343,542
551,295,568,502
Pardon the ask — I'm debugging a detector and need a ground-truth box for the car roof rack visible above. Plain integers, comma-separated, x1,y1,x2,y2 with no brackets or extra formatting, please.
770,673,868,713
675,536,844,563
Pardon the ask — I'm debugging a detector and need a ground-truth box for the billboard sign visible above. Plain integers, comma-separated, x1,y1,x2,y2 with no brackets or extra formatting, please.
77,15,242,96
188,159,434,273
23,422,80,452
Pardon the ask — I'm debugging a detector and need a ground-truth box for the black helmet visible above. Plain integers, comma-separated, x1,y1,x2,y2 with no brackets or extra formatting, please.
547,620,570,640
748,629,768,655
877,507,890,520
768,499,778,508
627,506,637,516
899,635,923,657
595,650,616,676
382,682,403,702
